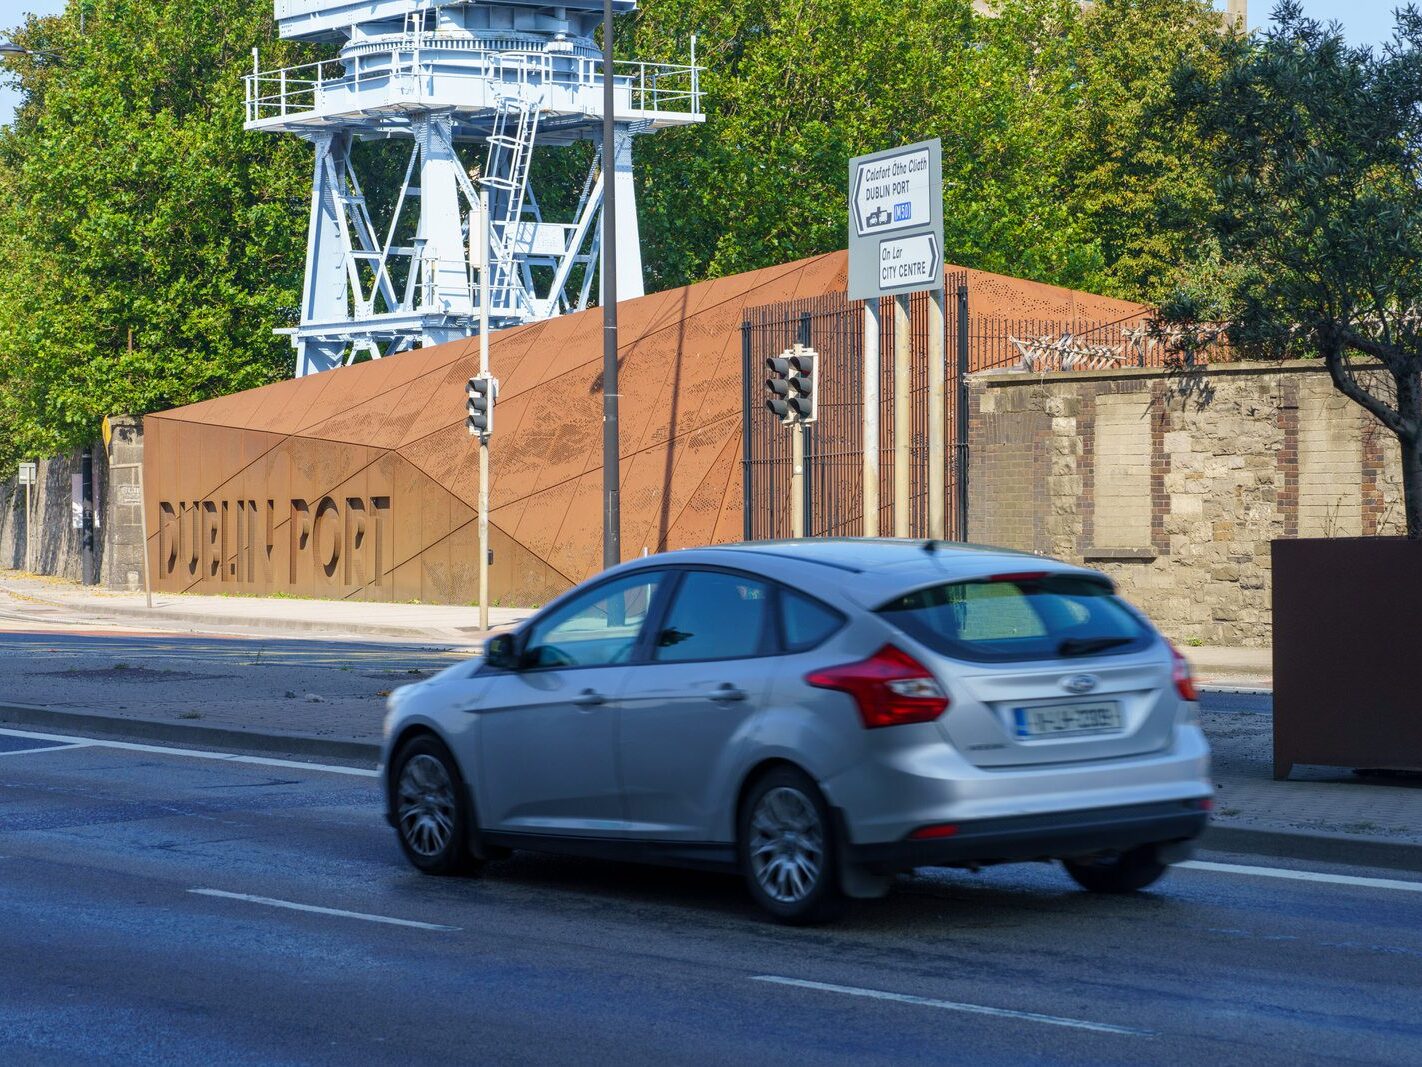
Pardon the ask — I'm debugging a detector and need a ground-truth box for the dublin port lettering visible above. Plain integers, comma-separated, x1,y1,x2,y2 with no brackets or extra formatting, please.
157,496,391,588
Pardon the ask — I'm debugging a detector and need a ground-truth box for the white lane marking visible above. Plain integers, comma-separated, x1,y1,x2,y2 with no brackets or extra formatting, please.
189,889,457,931
0,727,377,778
751,975,1150,1037
1179,860,1422,894
0,742,92,757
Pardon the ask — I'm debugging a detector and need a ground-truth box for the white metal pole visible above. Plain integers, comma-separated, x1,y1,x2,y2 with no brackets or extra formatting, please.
927,286,947,540
863,301,881,537
24,476,31,574
478,188,491,633
893,293,911,538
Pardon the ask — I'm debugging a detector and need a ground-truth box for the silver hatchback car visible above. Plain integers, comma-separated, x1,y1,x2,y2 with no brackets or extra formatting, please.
382,540,1212,922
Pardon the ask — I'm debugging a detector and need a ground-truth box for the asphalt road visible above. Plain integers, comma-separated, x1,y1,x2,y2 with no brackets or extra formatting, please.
2,727,1421,1065
0,624,463,744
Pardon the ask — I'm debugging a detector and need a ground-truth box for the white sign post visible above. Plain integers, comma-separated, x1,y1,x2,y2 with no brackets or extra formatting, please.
18,462,36,574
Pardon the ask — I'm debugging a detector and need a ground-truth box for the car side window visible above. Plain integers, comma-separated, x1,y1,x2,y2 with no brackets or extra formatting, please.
521,571,664,669
653,570,771,663
779,589,845,652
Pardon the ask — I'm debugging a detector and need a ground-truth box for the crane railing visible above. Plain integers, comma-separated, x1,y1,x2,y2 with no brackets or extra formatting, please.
244,42,703,126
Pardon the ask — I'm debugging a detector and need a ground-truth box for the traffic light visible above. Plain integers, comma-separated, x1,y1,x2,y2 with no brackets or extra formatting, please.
466,374,497,438
765,344,818,424
765,356,793,422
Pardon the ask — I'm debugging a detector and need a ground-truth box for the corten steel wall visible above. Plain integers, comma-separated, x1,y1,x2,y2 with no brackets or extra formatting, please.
142,250,1151,608
967,362,1406,646
142,253,852,607
743,268,1149,540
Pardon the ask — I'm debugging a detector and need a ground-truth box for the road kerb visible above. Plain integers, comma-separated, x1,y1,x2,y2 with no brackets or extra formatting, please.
1202,823,1422,876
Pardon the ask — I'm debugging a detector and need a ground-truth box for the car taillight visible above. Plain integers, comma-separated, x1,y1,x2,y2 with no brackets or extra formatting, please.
806,645,949,729
1170,644,1198,702
908,823,959,840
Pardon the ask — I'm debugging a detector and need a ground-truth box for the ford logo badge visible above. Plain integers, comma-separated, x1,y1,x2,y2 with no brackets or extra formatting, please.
1063,674,1098,695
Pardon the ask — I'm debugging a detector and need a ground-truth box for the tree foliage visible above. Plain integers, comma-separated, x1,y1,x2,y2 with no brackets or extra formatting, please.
0,0,316,466
630,0,1235,298
1162,2,1422,538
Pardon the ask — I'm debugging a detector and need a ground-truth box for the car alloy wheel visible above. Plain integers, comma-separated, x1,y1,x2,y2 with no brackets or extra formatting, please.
397,752,457,859
749,786,826,905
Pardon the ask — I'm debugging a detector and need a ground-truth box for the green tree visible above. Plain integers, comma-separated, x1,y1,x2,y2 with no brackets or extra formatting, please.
1162,2,1422,538
1060,0,1238,300
629,0,1234,300
0,0,317,466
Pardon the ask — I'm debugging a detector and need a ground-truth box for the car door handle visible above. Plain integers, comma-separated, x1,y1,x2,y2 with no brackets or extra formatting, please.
574,688,607,707
713,684,748,703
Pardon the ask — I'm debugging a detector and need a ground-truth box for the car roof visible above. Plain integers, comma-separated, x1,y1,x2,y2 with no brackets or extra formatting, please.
620,539,1098,610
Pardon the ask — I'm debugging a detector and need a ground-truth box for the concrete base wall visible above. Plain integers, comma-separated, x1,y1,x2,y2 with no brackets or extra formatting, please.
967,362,1404,647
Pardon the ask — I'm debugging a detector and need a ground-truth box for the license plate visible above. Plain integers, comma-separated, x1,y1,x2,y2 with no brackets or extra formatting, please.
1012,701,1121,739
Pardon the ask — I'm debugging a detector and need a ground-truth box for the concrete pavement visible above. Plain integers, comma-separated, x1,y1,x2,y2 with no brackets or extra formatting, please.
3,734,1421,1065
1185,644,1272,690
0,571,536,643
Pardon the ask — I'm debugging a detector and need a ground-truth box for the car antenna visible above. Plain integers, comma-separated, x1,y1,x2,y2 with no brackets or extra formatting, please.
923,539,938,554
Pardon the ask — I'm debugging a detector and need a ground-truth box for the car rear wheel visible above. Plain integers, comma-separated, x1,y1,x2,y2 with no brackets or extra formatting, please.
392,735,480,876
739,767,843,924
1063,845,1167,893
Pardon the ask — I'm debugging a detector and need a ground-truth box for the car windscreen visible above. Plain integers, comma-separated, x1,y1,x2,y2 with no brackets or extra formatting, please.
875,572,1152,663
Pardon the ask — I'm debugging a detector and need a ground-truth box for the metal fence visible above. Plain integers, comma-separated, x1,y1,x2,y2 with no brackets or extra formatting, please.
742,280,1183,542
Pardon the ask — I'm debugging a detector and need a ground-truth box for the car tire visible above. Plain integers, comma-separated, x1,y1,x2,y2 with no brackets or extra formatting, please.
391,735,481,876
738,767,843,924
1063,845,1167,894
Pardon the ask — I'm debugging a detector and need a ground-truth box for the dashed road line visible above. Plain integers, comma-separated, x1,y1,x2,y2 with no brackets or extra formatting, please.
189,888,457,930
750,975,1151,1036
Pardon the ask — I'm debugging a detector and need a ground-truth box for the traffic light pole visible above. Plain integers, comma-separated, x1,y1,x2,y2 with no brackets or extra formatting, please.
478,189,491,633
791,421,805,539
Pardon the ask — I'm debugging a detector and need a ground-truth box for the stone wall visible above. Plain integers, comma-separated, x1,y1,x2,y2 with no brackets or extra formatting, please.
967,362,1404,646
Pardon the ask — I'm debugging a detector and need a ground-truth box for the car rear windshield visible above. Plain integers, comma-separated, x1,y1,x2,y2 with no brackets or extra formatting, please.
876,573,1152,663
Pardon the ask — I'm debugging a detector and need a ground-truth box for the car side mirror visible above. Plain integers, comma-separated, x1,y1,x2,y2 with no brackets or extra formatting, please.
485,632,518,670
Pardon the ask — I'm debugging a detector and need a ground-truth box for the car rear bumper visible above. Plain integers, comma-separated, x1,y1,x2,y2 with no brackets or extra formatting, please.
844,798,1209,873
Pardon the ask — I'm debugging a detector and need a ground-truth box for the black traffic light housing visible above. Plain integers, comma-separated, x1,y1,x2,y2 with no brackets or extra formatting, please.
764,346,817,424
466,374,497,438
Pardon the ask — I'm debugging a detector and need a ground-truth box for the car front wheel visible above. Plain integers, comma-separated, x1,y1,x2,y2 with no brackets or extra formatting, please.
391,735,479,876
1063,845,1167,893
739,767,843,924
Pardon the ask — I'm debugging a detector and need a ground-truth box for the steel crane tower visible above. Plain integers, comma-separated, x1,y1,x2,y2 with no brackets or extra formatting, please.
246,0,703,376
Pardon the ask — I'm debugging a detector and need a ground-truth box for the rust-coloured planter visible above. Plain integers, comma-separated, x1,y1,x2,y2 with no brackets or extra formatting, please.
1272,537,1422,779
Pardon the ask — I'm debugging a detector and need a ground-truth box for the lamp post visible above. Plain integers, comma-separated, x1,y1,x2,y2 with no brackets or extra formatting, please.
600,0,621,570
0,42,61,60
